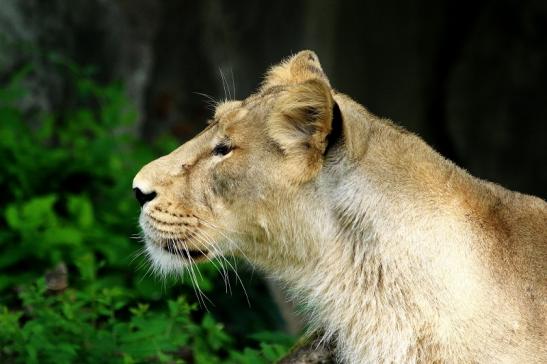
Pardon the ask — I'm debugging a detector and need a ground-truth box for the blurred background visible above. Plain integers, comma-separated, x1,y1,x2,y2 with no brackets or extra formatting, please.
0,0,545,363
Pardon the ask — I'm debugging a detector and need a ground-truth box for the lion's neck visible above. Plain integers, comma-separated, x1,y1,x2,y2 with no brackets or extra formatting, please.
289,241,432,363
270,132,480,362
273,185,449,363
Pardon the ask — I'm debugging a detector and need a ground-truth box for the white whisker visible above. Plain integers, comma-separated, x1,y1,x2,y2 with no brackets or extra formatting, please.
219,68,231,101
193,91,219,111
230,67,236,99
199,229,251,307
194,230,232,295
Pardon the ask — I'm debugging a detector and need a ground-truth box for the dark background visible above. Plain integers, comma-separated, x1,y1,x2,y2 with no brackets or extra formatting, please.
1,0,546,198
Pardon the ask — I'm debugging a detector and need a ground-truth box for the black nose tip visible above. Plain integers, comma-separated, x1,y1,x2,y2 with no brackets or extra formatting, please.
133,188,157,207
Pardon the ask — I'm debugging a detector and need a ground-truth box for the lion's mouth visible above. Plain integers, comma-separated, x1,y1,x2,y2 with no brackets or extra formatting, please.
140,220,208,261
162,244,209,261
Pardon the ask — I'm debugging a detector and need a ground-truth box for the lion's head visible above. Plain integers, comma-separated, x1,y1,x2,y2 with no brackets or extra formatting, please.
133,51,344,274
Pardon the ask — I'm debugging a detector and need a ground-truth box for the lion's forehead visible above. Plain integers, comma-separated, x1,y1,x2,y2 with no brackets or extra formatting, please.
213,100,243,121
242,85,285,107
212,86,286,128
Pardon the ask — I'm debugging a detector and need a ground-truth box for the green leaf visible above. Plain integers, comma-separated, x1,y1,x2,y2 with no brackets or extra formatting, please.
42,226,83,247
67,195,94,228
4,204,20,229
249,331,295,346
75,253,96,281
13,195,59,230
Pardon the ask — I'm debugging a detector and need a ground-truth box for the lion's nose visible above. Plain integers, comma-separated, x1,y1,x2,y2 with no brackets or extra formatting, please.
133,187,157,207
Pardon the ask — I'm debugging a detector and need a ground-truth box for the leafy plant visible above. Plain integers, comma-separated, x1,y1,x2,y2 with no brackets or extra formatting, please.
0,53,292,363
0,278,288,363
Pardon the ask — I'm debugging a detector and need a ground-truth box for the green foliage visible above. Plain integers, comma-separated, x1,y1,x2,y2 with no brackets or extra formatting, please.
0,279,287,363
0,56,292,362
0,61,150,294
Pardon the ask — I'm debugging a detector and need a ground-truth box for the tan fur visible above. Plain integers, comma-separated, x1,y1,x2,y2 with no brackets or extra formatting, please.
133,50,547,363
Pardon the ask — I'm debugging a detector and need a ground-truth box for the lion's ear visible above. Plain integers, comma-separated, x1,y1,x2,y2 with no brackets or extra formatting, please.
262,50,331,89
269,78,334,182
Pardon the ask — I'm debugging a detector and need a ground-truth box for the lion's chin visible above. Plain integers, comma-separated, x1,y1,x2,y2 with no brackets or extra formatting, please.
144,239,210,275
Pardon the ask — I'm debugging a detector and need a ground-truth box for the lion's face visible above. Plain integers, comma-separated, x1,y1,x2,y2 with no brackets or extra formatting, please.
133,51,336,273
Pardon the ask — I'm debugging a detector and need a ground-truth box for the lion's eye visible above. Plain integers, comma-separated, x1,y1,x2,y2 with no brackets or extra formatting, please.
212,143,232,156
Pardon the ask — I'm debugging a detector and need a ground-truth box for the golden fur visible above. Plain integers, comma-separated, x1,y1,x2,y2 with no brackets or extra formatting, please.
133,51,547,363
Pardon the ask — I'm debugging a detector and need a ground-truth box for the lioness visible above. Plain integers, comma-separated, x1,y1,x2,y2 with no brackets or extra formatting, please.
133,51,546,363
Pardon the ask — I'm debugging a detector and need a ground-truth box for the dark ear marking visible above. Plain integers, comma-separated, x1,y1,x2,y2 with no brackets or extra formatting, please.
283,106,321,135
305,65,327,78
324,102,343,156
266,137,287,156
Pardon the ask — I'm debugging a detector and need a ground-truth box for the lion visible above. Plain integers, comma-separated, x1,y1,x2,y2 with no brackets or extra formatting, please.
133,51,546,363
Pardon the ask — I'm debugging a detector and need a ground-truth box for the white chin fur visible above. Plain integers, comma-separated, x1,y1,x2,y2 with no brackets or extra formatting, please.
144,240,187,277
